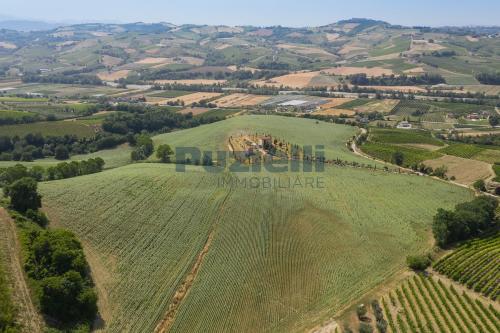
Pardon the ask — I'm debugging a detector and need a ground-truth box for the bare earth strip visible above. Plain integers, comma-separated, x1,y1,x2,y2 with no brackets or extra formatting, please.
147,92,223,106
459,129,500,137
179,107,211,115
358,85,427,93
213,93,270,107
315,108,356,116
252,72,320,89
322,66,394,77
318,98,354,109
0,42,17,49
277,44,337,57
0,208,44,332
134,57,173,65
153,79,227,85
165,92,223,106
97,70,130,81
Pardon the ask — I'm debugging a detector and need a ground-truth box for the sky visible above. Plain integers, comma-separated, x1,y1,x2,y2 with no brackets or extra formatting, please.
1,0,499,27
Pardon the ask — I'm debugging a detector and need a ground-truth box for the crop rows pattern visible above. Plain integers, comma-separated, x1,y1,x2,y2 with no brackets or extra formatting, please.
434,233,499,300
39,116,473,332
377,275,499,333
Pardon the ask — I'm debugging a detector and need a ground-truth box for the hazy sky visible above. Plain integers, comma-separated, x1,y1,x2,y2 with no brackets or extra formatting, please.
2,0,499,27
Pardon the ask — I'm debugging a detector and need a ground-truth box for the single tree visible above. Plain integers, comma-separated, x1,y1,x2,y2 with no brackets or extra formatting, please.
5,177,42,212
156,144,174,163
392,151,404,166
406,255,431,271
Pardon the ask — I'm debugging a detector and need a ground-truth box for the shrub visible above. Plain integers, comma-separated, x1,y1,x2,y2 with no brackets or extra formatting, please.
406,255,431,271
359,322,374,333
25,209,49,227
473,179,486,192
392,151,404,166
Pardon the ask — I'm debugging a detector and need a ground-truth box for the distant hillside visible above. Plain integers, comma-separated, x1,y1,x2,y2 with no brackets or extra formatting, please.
0,18,498,87
0,19,62,31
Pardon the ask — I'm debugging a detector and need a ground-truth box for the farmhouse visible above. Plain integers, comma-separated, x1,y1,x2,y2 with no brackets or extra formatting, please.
259,135,273,150
466,113,480,120
397,121,412,129
26,92,45,98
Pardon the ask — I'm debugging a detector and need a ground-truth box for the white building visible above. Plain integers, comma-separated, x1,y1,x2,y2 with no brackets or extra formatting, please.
397,121,412,129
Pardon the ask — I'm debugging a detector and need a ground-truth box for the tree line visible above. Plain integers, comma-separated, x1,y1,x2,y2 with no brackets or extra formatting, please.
0,133,127,162
476,72,500,85
432,196,498,247
0,158,105,187
22,73,103,86
443,132,500,147
348,73,446,86
3,177,97,331
126,67,289,83
102,107,223,135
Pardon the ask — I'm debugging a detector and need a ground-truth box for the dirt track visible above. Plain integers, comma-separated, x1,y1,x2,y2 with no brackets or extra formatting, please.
0,208,43,332
154,190,233,333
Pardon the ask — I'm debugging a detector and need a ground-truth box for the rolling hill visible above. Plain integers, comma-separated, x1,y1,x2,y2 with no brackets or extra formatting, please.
38,116,473,332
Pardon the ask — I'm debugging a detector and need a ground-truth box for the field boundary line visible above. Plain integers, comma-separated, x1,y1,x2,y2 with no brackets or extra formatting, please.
0,208,44,332
154,189,233,333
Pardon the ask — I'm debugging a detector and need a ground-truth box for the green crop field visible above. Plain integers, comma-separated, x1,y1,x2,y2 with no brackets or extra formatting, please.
195,108,240,120
472,149,500,165
392,100,431,117
1,103,97,119
360,142,442,167
153,115,374,165
0,109,38,120
438,143,485,159
369,128,445,146
337,98,372,110
0,121,95,138
148,90,192,98
434,233,500,301
349,59,417,73
369,36,411,57
38,115,473,333
0,96,48,102
40,163,471,333
392,100,495,120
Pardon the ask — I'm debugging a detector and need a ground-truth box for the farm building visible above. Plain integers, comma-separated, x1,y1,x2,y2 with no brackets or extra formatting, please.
261,94,329,112
397,121,412,129
279,100,308,106
259,136,273,150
